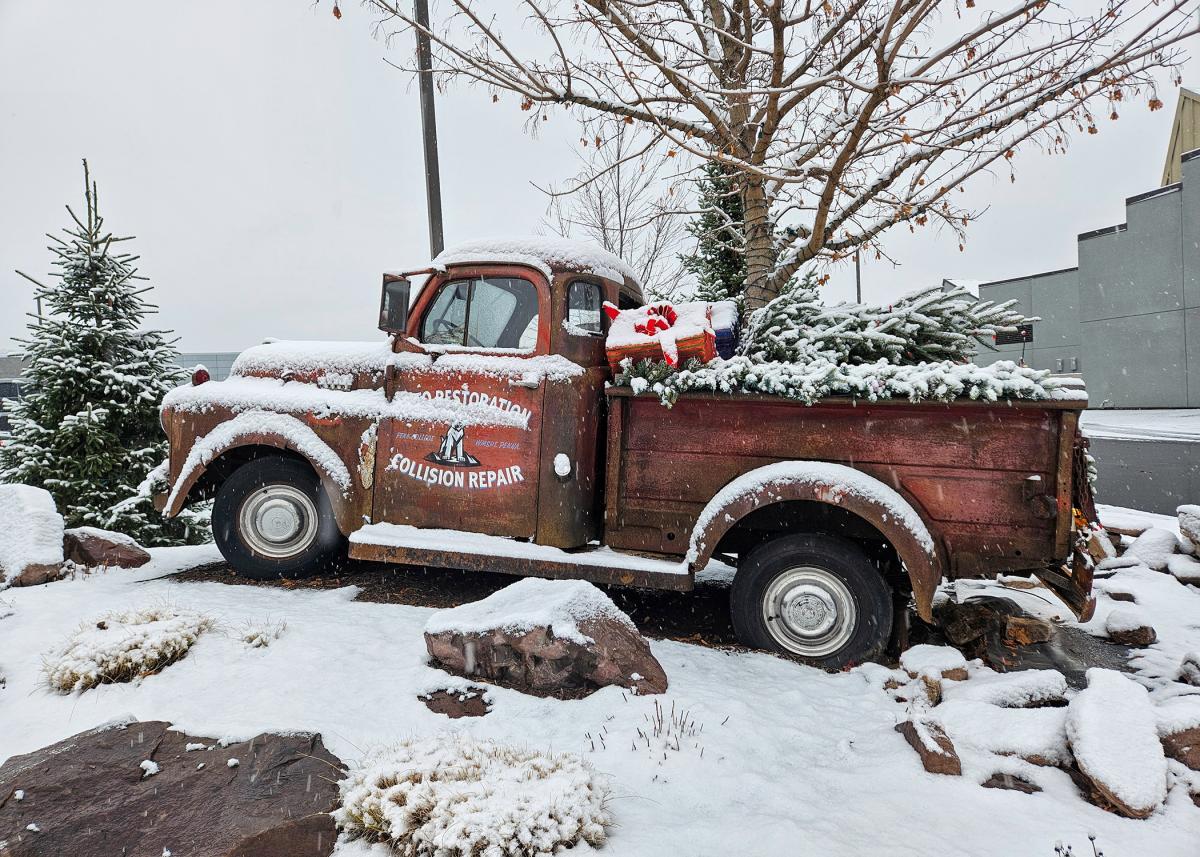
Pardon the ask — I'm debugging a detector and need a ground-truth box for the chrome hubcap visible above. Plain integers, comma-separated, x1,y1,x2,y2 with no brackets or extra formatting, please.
762,567,857,657
239,485,318,559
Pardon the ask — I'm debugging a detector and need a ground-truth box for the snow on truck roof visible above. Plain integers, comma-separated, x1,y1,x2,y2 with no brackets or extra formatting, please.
429,236,641,289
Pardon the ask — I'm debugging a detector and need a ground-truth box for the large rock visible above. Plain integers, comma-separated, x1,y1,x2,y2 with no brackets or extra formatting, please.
936,596,1129,688
0,485,64,585
424,578,667,697
1123,527,1182,571
0,720,342,857
63,526,151,569
1065,669,1167,819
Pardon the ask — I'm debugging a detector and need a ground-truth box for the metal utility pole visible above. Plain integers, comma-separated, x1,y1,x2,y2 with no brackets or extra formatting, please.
854,250,862,303
414,0,444,258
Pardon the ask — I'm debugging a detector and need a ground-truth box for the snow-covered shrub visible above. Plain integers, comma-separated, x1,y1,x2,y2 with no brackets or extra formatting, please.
43,604,215,693
241,619,286,648
334,735,610,856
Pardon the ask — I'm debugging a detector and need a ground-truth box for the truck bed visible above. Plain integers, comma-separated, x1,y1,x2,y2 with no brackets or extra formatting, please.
603,389,1080,579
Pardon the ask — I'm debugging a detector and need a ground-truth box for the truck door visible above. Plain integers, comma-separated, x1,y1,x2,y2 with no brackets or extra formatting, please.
371,269,549,539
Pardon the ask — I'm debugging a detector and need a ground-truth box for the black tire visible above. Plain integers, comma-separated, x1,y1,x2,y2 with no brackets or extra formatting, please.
730,534,892,670
212,456,345,580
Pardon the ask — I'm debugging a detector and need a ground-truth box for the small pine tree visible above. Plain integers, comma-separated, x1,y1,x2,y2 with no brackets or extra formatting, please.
0,161,206,546
681,162,747,303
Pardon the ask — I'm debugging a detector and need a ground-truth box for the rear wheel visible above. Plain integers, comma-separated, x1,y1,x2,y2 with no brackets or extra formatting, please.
212,456,345,580
730,534,892,669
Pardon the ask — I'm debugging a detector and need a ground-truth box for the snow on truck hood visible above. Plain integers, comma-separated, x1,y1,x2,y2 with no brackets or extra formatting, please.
162,343,585,431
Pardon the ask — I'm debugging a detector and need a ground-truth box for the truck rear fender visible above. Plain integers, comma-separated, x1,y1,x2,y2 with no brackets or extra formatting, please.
686,461,944,621
164,411,353,518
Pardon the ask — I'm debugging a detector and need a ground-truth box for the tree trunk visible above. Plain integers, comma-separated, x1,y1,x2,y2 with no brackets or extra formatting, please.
741,177,775,310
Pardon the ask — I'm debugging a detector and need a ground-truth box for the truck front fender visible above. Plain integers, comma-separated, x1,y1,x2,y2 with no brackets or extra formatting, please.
164,410,354,518
686,461,945,622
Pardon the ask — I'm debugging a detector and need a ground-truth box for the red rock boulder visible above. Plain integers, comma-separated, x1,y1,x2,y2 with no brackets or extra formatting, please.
63,527,151,569
424,578,667,697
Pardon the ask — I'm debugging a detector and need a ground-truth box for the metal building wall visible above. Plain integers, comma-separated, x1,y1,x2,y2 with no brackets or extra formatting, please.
978,148,1200,409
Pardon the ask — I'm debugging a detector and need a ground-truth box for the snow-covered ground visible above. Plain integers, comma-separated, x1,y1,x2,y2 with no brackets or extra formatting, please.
2,546,1199,855
1081,409,1200,443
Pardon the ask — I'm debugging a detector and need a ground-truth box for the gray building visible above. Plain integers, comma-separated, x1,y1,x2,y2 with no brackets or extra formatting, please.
977,147,1200,409
176,352,239,382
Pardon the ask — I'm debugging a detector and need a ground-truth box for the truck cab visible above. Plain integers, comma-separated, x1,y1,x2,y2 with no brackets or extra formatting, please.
369,253,640,550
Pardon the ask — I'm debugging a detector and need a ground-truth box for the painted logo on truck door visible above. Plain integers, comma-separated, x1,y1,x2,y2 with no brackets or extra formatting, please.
385,394,530,491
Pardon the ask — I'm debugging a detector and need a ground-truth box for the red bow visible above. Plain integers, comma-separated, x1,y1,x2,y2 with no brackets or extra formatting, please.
633,303,678,336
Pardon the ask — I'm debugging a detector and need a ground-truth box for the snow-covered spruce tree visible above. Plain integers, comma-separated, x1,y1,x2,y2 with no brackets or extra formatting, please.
681,162,746,304
0,161,206,546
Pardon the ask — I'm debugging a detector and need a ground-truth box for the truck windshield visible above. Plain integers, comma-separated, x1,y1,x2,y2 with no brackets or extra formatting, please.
421,276,540,350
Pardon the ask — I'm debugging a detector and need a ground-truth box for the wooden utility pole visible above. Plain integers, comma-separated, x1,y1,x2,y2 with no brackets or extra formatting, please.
414,0,444,257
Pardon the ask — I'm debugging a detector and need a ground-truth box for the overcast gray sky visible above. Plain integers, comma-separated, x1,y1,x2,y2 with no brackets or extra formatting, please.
1,1,1196,353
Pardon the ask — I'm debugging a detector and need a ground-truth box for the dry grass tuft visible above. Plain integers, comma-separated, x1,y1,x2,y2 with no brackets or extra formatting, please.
43,603,215,693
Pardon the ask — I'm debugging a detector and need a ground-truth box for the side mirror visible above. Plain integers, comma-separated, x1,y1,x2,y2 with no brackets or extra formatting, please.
378,276,411,334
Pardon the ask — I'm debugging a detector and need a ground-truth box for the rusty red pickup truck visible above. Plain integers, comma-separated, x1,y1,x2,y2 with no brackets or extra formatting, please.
158,238,1095,669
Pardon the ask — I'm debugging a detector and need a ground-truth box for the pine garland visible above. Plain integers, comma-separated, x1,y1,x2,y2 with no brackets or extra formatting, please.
0,161,209,546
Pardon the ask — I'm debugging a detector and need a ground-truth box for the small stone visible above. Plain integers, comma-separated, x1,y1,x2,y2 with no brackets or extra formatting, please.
1178,504,1200,549
1104,608,1156,647
920,675,943,706
981,773,1041,794
1105,591,1137,603
419,688,491,719
1004,616,1054,646
1178,652,1200,687
900,644,968,681
894,720,961,776
8,563,67,587
1166,554,1200,585
1161,727,1200,771
226,758,239,769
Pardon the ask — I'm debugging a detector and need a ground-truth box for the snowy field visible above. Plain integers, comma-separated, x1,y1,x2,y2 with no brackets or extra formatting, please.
2,546,1199,856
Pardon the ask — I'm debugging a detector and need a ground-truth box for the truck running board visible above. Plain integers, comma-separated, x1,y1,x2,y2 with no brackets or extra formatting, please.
348,523,697,591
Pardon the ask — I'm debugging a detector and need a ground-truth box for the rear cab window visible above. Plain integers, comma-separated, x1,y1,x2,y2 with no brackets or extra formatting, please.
566,280,604,336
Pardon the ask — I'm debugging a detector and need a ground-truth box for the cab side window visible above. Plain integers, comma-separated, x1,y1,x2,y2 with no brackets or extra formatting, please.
566,280,603,336
420,276,540,349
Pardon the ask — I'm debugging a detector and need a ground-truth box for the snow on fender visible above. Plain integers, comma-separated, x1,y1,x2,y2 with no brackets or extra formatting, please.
165,410,353,514
686,461,942,620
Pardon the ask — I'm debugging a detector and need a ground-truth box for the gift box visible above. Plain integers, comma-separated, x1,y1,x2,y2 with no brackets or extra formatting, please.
604,301,718,372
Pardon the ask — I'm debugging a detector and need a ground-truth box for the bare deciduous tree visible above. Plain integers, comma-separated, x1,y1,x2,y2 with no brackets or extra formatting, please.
363,0,1196,308
543,125,690,300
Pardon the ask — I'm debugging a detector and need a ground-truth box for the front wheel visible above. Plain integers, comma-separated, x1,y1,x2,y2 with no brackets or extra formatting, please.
730,534,893,670
212,456,345,580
